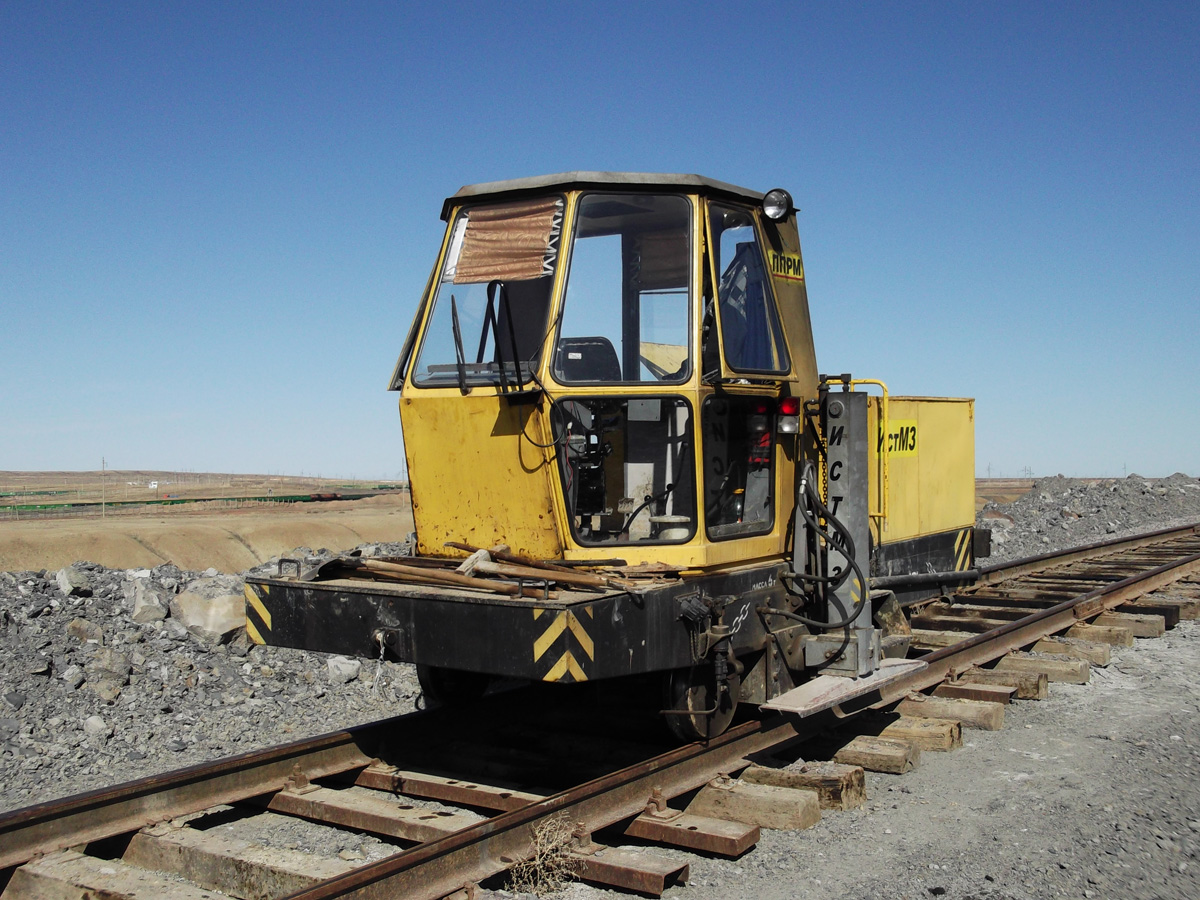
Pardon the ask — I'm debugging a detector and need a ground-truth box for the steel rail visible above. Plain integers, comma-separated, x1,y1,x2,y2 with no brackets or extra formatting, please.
874,544,1200,705
976,521,1200,583
0,717,392,869
3,524,1198,894
272,521,1200,900
278,716,802,900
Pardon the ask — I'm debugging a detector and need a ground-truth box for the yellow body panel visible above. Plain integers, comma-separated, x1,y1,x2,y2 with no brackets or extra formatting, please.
868,396,975,546
401,391,564,559
763,212,820,401
399,187,823,570
398,180,973,573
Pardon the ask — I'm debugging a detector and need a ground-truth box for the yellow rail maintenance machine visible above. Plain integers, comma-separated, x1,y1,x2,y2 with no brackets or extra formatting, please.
245,172,985,740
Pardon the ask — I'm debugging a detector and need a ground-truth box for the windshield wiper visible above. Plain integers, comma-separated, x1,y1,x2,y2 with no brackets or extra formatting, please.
479,280,526,394
450,295,469,395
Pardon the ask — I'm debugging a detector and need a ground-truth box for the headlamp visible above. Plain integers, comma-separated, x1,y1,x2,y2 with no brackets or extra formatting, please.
762,188,793,221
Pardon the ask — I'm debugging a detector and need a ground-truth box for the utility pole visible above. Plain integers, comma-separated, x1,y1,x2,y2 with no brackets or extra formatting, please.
101,457,106,519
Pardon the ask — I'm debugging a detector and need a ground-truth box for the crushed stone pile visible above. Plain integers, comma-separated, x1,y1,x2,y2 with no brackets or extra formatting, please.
0,542,417,813
978,473,1200,565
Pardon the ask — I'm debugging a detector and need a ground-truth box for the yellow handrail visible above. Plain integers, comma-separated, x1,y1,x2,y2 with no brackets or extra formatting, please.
850,378,889,526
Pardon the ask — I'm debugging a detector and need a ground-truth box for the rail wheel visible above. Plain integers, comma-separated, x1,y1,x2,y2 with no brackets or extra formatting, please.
663,665,740,742
416,665,490,706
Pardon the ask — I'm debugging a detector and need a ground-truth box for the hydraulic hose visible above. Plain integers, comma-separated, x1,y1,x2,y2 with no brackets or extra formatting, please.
519,369,569,449
774,461,871,631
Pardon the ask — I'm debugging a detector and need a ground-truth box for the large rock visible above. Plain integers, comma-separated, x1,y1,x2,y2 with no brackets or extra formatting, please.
86,648,132,680
61,665,85,689
127,580,170,623
169,576,245,644
327,656,361,684
66,618,104,645
83,715,112,738
85,648,132,701
162,619,190,642
56,566,93,597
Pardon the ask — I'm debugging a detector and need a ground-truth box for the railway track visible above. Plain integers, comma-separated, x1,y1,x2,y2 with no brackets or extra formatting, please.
3,522,1200,900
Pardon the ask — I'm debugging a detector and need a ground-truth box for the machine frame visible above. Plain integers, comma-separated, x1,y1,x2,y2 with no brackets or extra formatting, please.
245,172,984,739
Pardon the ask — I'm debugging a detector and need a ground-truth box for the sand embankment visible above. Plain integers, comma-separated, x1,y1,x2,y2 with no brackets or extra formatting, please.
0,494,414,573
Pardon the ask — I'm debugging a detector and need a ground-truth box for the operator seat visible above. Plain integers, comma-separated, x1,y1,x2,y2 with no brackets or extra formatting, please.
555,336,622,383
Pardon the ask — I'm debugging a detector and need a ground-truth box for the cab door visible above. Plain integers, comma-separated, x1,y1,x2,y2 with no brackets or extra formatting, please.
697,202,804,550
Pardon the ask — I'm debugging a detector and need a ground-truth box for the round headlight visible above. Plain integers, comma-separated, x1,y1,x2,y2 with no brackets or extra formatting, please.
762,188,793,221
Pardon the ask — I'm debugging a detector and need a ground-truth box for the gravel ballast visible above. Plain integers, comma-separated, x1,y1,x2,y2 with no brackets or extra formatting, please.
2,476,1199,899
0,546,420,813
980,472,1200,564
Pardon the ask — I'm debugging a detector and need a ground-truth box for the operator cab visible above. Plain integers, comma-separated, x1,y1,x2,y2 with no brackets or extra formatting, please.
391,173,818,567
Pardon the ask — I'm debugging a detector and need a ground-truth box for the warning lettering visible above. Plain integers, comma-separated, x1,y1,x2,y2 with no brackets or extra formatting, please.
767,251,805,282
877,419,918,458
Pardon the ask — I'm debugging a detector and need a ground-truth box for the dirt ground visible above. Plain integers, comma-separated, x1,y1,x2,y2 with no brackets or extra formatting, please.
3,475,1198,899
557,616,1200,900
975,478,1036,510
0,476,1020,575
0,493,414,572
0,470,393,503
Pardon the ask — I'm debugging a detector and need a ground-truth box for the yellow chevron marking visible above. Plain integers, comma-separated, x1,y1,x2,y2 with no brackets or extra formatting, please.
533,610,594,663
955,529,972,570
245,618,266,645
534,611,568,661
565,611,594,660
244,585,272,630
583,605,594,618
849,576,863,605
533,607,546,620
543,649,587,682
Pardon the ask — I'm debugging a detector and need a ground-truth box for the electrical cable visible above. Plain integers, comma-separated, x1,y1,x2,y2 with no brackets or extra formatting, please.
619,485,674,535
519,369,570,449
518,303,573,451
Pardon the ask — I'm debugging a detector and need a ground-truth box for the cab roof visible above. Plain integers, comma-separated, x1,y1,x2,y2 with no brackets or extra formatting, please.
442,171,768,220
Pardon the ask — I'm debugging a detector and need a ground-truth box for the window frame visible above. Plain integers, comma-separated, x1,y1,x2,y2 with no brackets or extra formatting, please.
551,191,696,388
409,195,566,390
704,200,792,378
700,393,779,541
554,394,698,548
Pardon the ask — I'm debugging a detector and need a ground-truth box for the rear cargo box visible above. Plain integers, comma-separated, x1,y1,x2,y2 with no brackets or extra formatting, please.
867,396,975,569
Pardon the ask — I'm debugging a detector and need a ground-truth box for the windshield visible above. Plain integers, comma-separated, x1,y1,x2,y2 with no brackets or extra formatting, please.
554,193,692,385
412,197,564,387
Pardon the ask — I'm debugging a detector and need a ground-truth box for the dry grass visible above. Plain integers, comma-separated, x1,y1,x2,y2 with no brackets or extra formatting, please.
507,815,584,895
0,470,398,505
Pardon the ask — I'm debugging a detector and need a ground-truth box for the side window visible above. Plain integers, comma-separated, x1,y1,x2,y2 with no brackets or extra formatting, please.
709,204,789,374
703,396,776,539
556,194,691,384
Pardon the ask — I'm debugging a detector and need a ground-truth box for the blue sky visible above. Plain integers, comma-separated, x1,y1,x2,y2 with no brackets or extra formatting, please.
2,1,1197,479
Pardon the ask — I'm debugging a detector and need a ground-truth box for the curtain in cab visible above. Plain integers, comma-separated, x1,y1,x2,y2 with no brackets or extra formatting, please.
453,198,563,284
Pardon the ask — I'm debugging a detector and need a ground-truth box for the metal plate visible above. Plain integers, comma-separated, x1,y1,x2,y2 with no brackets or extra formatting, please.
762,658,927,717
